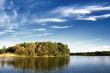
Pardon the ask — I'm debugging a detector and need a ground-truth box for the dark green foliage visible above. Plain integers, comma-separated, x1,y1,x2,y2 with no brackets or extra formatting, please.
6,47,16,53
4,41,70,56
70,51,110,56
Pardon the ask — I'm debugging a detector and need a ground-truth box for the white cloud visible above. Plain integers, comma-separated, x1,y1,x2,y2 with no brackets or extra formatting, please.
0,9,20,30
53,7,91,16
26,32,54,37
10,28,52,38
52,5,110,16
77,17,97,21
33,18,66,23
13,9,18,17
0,29,15,35
35,28,46,31
77,14,110,21
36,33,54,37
51,5,110,21
10,0,14,6
95,38,102,41
41,23,47,26
50,25,72,29
0,0,5,6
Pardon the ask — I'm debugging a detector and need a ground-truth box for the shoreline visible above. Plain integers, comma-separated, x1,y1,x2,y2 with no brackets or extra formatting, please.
0,53,70,58
70,55,110,56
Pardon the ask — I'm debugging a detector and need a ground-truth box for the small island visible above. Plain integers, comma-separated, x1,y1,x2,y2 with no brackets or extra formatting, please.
0,41,70,57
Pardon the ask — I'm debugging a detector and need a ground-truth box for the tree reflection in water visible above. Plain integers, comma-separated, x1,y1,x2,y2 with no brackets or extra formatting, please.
0,57,70,73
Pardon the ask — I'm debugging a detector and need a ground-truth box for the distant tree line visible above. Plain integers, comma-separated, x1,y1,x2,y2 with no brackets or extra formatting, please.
0,41,70,56
70,51,110,56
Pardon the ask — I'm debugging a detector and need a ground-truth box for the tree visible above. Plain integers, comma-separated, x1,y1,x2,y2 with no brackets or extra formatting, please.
2,41,70,56
0,46,6,54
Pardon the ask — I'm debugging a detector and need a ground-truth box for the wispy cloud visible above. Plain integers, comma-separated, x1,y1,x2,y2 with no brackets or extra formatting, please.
77,14,110,21
26,32,54,37
0,8,21,30
0,29,15,35
7,28,47,38
52,5,110,16
51,5,110,21
0,0,5,6
34,28,46,31
33,18,66,23
50,25,72,29
11,29,43,36
36,32,54,37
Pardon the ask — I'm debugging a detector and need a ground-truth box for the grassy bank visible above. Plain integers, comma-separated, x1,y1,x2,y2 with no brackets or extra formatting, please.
0,53,69,58
0,53,17,57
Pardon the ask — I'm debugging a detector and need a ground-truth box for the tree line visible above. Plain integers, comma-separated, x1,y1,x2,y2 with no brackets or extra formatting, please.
70,51,110,56
0,41,70,56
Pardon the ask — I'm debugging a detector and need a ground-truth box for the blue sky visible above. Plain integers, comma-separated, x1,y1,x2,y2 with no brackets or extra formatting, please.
0,0,110,52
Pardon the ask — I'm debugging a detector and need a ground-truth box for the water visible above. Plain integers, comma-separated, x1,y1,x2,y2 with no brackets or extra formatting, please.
0,56,110,73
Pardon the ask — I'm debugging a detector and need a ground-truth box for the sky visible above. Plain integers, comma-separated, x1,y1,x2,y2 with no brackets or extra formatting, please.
0,0,110,52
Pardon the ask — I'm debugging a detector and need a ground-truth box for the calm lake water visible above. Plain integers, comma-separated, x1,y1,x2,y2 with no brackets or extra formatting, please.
0,56,110,73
